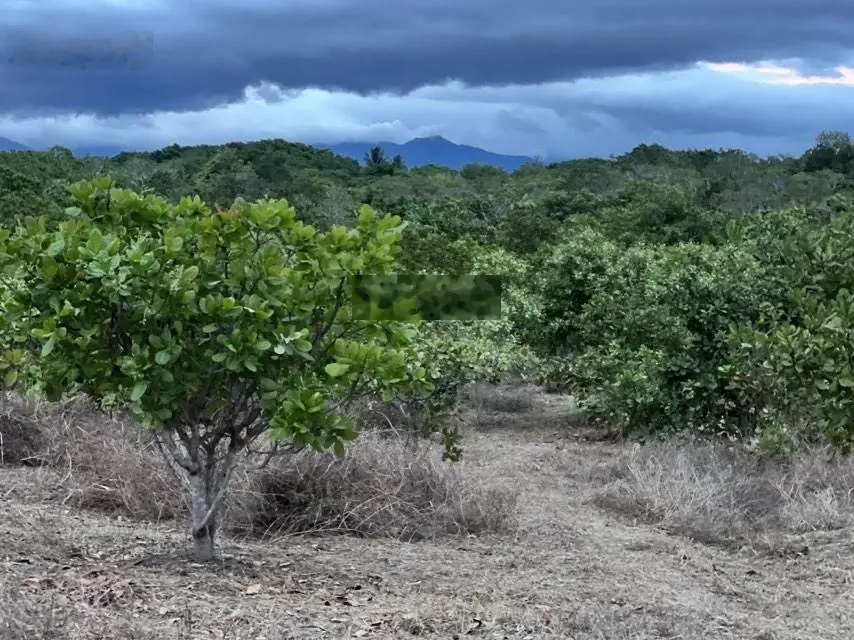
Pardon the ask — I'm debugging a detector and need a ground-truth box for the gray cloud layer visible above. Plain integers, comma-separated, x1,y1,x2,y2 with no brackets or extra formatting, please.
1,0,852,116
0,68,845,161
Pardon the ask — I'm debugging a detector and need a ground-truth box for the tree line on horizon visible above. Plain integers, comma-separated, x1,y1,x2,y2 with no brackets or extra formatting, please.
2,129,853,229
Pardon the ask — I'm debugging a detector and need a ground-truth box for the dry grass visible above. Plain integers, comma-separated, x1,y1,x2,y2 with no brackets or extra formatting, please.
0,393,48,466
228,432,517,540
5,386,854,637
466,381,540,417
587,440,854,551
0,392,184,521
0,392,516,545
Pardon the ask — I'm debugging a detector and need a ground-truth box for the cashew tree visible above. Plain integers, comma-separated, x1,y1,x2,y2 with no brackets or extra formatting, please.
0,176,431,561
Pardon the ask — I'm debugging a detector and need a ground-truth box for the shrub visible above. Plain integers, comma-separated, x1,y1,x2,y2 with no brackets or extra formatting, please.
540,232,773,437
728,205,854,449
0,177,432,561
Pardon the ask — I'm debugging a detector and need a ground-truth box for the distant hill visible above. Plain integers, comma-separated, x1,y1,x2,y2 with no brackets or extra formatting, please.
0,134,535,170
0,137,122,156
0,137,29,151
0,136,128,156
324,136,533,171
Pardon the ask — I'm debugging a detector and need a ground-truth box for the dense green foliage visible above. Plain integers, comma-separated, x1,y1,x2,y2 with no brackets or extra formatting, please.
538,231,772,437
0,177,429,444
5,129,854,557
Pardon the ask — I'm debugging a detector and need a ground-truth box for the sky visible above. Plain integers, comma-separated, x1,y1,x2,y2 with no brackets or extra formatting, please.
1,0,853,161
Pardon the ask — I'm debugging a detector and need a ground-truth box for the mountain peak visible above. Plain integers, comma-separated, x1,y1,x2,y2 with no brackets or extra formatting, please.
412,135,452,143
325,136,532,171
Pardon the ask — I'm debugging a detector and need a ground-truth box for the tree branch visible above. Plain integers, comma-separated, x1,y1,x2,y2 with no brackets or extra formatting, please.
242,440,299,471
196,439,241,532
153,430,194,473
311,274,350,351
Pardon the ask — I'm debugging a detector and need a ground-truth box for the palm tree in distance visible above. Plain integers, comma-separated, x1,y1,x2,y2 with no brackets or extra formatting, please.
363,145,404,176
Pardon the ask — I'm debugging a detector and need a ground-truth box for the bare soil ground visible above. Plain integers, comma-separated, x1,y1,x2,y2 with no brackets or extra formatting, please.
3,388,854,639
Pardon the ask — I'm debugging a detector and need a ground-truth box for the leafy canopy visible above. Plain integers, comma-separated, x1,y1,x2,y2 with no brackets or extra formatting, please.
0,176,431,455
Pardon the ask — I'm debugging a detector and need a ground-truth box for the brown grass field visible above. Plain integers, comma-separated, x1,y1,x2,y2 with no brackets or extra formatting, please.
3,385,854,639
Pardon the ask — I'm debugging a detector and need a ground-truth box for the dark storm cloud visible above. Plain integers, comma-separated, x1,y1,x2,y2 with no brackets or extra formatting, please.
0,0,852,115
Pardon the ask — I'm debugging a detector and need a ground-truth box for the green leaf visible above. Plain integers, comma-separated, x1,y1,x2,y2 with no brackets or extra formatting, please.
46,237,66,257
324,362,350,377
839,378,854,388
333,440,345,458
182,265,199,282
339,426,360,441
40,256,59,279
130,381,147,401
41,334,56,357
211,352,227,363
164,230,184,253
86,228,106,254
260,377,278,391
155,350,171,365
3,369,18,386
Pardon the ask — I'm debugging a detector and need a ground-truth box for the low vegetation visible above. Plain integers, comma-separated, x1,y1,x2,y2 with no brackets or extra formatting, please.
590,441,854,550
3,129,854,637
0,392,514,540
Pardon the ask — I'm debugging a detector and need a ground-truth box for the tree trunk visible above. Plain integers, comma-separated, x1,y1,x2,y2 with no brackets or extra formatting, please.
153,427,243,564
187,472,219,562
192,523,217,562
